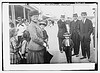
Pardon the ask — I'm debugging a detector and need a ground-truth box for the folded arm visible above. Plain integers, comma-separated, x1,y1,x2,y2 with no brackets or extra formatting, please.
29,26,44,46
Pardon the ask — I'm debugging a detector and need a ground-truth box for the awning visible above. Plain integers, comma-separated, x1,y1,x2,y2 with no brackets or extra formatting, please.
22,5,38,11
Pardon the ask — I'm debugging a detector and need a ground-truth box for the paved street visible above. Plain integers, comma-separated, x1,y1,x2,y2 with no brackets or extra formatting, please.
45,23,95,64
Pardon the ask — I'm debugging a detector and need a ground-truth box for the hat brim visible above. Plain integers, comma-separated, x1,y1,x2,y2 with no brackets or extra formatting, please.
39,22,47,26
73,15,78,17
63,35,70,37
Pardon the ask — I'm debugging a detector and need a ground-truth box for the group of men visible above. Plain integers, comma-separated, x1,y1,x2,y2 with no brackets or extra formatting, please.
57,12,93,61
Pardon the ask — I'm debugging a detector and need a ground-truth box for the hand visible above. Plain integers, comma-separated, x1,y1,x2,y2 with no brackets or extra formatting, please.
47,44,49,49
45,39,48,42
85,34,90,39
22,54,25,58
79,34,83,41
85,34,91,41
43,42,47,47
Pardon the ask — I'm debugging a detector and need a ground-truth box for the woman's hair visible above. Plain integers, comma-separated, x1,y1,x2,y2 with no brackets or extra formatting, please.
23,30,31,42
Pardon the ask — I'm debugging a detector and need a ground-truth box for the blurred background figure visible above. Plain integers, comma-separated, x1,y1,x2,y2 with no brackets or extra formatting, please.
16,17,22,25
48,20,55,27
23,19,30,26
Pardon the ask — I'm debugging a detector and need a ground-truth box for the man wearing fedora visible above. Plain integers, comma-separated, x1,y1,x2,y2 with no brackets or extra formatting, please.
79,12,93,60
62,32,74,63
70,13,80,57
57,15,67,53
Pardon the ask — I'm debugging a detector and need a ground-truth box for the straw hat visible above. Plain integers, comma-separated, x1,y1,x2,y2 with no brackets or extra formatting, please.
63,32,71,37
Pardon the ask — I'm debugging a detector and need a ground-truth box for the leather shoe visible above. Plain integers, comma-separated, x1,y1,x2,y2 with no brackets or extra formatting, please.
72,54,76,56
80,56,86,59
60,51,63,53
76,54,79,57
88,59,91,62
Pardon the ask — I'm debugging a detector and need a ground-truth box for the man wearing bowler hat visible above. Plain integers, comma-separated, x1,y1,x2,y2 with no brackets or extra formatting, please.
70,13,80,57
57,15,67,53
80,12,93,60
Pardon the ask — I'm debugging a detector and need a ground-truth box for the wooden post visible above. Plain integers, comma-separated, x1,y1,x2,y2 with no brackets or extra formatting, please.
11,5,16,27
23,7,26,19
28,10,30,23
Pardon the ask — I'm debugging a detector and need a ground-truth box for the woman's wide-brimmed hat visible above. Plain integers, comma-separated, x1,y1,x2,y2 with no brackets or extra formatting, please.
39,21,47,26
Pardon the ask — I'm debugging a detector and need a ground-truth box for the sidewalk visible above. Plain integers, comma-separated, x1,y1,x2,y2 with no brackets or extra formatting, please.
45,23,95,64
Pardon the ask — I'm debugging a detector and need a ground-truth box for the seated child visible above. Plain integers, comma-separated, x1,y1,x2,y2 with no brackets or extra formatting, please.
62,32,74,63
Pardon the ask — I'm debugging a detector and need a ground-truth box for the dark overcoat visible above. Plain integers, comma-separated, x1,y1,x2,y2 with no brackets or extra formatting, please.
70,20,80,36
79,19,93,41
57,19,67,38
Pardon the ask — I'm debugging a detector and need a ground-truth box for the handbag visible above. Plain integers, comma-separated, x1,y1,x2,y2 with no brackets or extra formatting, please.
44,50,53,63
18,53,27,64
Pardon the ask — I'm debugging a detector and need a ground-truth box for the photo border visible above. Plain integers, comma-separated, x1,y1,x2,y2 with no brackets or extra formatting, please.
1,1,98,71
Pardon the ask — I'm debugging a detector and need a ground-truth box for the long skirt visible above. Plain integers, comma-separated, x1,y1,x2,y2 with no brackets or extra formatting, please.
27,49,44,64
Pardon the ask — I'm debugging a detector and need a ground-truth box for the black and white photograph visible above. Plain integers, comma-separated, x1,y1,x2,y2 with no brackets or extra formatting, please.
2,0,99,71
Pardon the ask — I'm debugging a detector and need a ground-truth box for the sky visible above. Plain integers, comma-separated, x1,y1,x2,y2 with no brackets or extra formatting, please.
30,3,97,19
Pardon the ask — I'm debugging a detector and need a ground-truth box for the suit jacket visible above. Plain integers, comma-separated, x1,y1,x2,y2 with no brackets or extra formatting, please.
62,38,74,49
57,19,67,38
79,18,93,41
70,20,80,35
27,21,44,51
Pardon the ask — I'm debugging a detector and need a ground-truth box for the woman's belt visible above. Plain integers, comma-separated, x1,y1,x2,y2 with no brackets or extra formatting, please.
28,48,45,52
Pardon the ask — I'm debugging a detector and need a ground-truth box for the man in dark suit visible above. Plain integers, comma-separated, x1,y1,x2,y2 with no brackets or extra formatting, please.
79,12,93,60
57,15,67,53
70,13,80,57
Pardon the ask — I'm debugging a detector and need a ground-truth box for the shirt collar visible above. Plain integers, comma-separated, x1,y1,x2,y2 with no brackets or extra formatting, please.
74,19,77,22
82,18,86,23
84,18,86,22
